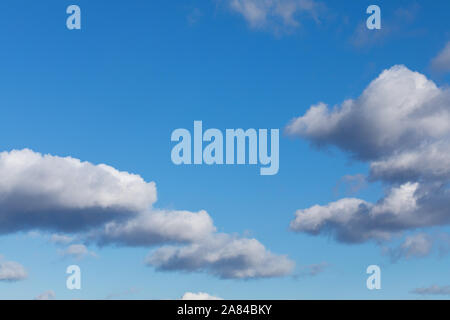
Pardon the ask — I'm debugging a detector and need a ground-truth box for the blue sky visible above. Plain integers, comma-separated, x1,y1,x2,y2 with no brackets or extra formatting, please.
0,0,450,300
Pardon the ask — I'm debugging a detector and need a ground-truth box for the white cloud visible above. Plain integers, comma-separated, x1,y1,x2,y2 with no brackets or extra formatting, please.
0,256,27,282
59,244,97,260
50,234,75,245
181,292,223,300
228,0,322,31
290,182,450,243
286,65,450,163
0,148,293,280
0,149,157,234
93,209,216,247
287,65,450,244
290,197,373,242
400,233,433,258
431,42,450,73
35,290,56,300
370,140,450,183
147,233,294,279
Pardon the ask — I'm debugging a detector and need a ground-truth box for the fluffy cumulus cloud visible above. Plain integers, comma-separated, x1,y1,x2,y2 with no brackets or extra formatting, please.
290,182,450,243
92,209,216,247
411,285,450,296
181,292,223,300
287,65,450,246
0,148,293,279
431,42,450,74
228,0,322,31
0,149,156,234
286,65,450,162
0,256,27,282
147,234,294,279
103,217,293,279
34,290,56,300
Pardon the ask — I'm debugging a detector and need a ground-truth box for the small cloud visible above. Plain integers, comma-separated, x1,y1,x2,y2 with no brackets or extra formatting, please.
146,233,295,279
27,231,41,238
58,244,97,261
334,174,367,196
431,42,450,74
350,22,390,48
227,0,325,33
35,290,56,300
181,292,223,300
399,234,433,258
297,262,329,277
187,8,202,25
50,234,75,245
411,285,450,296
91,209,215,247
385,233,433,262
0,256,27,282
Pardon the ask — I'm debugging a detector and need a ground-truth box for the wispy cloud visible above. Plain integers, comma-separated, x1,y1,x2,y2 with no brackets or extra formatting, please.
350,4,420,48
50,234,75,245
34,290,56,300
226,0,325,33
58,244,97,261
411,285,450,296
187,8,203,25
334,174,367,196
431,41,450,74
384,233,433,262
297,262,329,277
